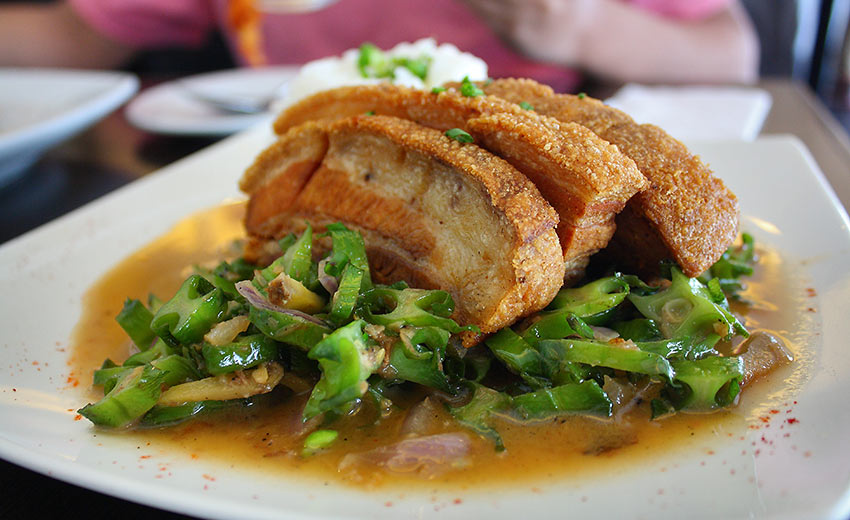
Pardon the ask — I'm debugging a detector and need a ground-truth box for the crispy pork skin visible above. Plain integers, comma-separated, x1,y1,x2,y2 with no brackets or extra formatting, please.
242,115,565,337
470,78,739,277
465,112,646,281
272,84,646,282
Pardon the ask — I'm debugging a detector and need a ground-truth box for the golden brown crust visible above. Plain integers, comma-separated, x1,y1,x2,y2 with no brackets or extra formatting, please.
466,112,647,282
475,78,739,276
241,120,328,194
272,83,524,135
272,84,647,281
242,115,565,336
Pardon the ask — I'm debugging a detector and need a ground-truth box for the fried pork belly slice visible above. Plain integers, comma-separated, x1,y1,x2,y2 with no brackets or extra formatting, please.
242,115,565,337
272,83,647,282
465,112,647,281
469,78,739,277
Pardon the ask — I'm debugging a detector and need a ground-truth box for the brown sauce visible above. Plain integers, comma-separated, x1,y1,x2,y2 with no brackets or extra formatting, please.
69,202,812,490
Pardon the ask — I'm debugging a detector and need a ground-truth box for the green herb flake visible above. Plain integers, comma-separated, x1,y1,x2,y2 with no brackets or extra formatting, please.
445,128,474,143
431,86,446,94
302,429,339,456
364,110,375,116
519,101,534,111
577,92,587,100
460,76,484,97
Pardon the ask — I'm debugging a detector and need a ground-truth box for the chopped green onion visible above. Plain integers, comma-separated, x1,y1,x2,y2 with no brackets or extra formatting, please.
445,128,474,143
460,76,484,97
115,299,155,350
518,101,534,111
302,429,339,456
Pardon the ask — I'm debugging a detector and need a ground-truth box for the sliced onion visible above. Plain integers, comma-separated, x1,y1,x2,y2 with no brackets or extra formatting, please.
737,331,793,387
235,280,329,327
338,432,470,478
204,315,251,346
399,397,450,436
317,259,339,296
591,325,620,342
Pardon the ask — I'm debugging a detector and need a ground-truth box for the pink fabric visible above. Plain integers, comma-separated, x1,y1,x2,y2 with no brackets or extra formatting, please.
69,0,216,48
625,0,732,20
68,0,730,91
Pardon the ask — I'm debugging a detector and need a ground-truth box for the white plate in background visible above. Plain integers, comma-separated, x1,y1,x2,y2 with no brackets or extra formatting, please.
0,128,848,519
126,66,299,136
606,84,773,141
0,68,138,187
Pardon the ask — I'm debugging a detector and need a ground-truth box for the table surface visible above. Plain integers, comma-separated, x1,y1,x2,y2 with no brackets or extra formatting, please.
2,78,849,520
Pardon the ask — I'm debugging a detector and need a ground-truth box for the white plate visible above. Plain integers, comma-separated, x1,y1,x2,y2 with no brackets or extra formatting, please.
1,130,849,520
0,68,138,187
605,84,773,141
125,66,299,136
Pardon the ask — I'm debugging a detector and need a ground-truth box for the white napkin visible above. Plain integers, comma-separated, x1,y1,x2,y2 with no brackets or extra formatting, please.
604,84,772,141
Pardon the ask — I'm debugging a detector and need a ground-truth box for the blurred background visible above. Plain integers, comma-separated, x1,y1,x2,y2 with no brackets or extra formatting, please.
2,0,847,129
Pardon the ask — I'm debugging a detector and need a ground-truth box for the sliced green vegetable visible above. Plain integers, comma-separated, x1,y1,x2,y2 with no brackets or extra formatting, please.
78,365,165,428
202,334,280,375
115,299,155,350
448,383,511,451
699,232,755,301
150,275,226,346
249,305,331,351
539,339,675,382
93,366,134,394
140,400,232,427
358,286,474,333
150,354,201,386
385,326,451,392
484,328,549,388
328,263,364,326
669,356,744,411
612,318,662,342
547,275,629,324
511,381,612,420
123,339,174,367
303,320,384,420
627,267,747,341
323,223,372,290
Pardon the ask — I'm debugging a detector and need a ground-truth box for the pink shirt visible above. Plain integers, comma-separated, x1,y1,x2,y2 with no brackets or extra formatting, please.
69,0,731,92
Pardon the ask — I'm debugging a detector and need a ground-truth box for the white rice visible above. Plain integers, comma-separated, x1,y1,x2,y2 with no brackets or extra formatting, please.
277,38,488,108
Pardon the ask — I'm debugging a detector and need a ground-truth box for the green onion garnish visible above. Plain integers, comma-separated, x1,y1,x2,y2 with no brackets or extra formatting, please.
460,76,484,97
519,101,534,111
445,128,474,143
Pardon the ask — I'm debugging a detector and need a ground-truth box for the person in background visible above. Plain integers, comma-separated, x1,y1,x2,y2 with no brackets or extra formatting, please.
0,0,758,91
